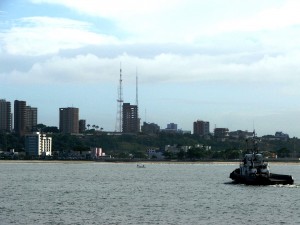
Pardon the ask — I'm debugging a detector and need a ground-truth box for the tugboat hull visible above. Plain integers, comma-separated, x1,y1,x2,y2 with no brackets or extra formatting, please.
230,169,294,185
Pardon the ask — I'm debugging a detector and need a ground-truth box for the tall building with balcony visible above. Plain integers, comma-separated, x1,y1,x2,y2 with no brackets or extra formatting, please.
0,99,12,132
193,120,210,136
25,132,52,156
122,103,140,133
59,107,79,134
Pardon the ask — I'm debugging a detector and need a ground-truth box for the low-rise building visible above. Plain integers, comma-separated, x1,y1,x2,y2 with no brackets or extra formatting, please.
160,123,190,134
147,149,164,159
90,147,106,159
262,132,290,141
229,130,254,139
25,132,52,156
164,144,192,153
275,131,289,141
214,128,229,141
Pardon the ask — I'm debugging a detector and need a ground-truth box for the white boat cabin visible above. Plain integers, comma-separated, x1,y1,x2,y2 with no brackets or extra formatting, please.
240,153,270,177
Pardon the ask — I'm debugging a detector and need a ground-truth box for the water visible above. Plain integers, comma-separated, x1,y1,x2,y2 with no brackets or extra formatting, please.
0,162,299,225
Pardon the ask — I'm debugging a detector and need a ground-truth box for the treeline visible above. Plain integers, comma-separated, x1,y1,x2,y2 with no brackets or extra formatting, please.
0,131,300,160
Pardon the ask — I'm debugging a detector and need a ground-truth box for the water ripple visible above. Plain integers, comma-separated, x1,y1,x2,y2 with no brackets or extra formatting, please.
0,162,299,224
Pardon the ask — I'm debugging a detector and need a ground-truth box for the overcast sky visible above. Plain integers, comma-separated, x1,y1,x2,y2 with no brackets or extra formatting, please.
1,0,300,136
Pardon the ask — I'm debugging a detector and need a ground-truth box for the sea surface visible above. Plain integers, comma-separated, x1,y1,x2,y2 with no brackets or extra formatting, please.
0,162,299,225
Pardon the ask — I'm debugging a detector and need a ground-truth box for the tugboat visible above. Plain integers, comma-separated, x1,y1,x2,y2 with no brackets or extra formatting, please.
229,133,294,185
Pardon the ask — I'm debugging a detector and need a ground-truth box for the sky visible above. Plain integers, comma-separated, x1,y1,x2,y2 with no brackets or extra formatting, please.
1,0,300,137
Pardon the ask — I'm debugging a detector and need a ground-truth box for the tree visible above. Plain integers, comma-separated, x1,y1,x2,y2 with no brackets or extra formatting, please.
132,151,147,159
224,149,240,159
36,124,47,131
163,151,173,159
187,148,206,159
277,147,290,158
177,150,186,160
43,126,59,133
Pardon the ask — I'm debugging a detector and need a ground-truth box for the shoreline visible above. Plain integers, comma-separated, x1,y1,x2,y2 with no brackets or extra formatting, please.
0,159,299,165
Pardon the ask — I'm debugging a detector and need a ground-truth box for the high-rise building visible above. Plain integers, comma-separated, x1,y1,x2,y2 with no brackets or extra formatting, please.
14,100,38,136
0,99,12,132
79,119,86,133
193,120,210,136
25,132,52,156
26,106,37,132
14,100,27,136
59,107,79,134
122,103,140,133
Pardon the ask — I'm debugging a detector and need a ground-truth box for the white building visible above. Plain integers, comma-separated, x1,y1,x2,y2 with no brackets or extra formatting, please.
25,132,52,156
90,147,106,158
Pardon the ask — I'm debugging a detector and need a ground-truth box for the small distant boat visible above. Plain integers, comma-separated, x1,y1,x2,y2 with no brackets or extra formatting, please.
229,132,294,185
137,164,145,168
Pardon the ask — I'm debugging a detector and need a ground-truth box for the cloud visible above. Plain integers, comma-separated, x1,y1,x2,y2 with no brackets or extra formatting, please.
29,0,300,43
1,2,300,93
30,0,180,18
3,0,300,58
0,54,115,84
1,16,119,56
2,48,300,90
213,0,300,33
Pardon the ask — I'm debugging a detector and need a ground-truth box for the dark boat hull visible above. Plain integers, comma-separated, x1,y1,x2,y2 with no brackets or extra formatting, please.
230,169,294,185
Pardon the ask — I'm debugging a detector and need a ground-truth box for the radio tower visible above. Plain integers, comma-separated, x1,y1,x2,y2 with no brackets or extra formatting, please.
115,63,123,132
136,67,138,107
136,67,141,132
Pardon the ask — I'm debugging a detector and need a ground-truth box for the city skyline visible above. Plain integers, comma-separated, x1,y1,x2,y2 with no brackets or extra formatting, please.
1,1,300,137
0,97,293,138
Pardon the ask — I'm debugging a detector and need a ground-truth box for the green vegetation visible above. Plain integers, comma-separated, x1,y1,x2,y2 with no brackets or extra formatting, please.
1,131,300,160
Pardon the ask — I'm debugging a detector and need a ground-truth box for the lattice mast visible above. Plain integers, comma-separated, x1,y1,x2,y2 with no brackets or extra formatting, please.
136,68,138,108
115,63,123,132
136,68,140,132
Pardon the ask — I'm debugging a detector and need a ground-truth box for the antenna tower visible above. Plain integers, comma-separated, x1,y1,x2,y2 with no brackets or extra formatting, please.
136,67,141,132
136,68,138,107
115,63,123,132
